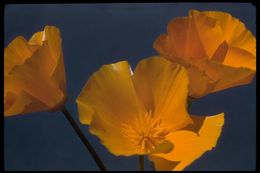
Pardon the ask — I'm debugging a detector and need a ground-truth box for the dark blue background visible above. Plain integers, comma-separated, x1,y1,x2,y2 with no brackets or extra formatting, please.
4,3,256,171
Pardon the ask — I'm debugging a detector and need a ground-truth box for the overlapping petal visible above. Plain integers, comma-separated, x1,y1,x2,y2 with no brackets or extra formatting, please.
77,57,194,156
154,10,256,98
149,113,224,171
77,56,225,167
4,26,66,116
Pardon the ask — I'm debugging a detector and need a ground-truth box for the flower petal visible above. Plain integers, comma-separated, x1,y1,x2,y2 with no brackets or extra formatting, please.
41,26,66,93
76,61,145,156
223,47,256,71
4,26,66,116
205,60,255,93
198,10,256,57
29,31,44,46
29,26,62,63
149,140,173,155
4,90,48,116
4,36,38,76
149,113,224,171
187,58,255,97
187,63,218,98
189,10,224,58
133,57,192,131
169,16,207,59
7,41,65,111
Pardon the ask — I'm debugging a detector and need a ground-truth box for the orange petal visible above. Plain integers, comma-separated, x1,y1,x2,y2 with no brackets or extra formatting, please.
204,60,256,93
187,57,255,97
133,57,193,131
7,41,65,111
29,31,44,46
198,10,256,57
4,26,66,116
51,49,66,94
189,10,224,58
149,140,173,155
4,90,48,117
154,16,208,62
187,64,218,98
149,156,180,171
4,36,38,76
168,16,207,59
76,61,145,156
223,47,256,71
149,113,224,171
29,26,62,63
39,26,66,93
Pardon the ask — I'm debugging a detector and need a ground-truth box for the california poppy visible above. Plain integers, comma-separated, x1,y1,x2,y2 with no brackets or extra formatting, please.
4,26,67,116
76,56,224,170
154,10,256,98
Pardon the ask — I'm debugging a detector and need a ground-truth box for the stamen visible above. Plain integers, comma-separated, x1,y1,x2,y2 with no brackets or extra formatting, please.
121,111,169,154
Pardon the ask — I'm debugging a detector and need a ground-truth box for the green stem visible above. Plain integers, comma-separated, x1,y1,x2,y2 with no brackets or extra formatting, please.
61,106,107,171
187,96,195,110
139,155,144,171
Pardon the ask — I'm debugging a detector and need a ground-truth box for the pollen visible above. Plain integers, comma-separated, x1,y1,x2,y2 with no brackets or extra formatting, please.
121,111,169,154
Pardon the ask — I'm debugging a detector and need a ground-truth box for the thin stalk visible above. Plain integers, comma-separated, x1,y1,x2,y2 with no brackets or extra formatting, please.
61,106,107,171
187,96,195,110
139,155,144,171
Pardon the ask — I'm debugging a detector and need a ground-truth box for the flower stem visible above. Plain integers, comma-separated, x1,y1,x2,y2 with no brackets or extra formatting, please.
187,96,194,110
139,155,144,171
61,106,107,171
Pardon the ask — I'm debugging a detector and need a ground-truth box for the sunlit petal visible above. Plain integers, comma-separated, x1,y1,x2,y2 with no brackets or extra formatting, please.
133,57,192,131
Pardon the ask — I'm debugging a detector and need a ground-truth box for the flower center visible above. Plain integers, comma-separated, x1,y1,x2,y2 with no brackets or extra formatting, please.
121,111,169,154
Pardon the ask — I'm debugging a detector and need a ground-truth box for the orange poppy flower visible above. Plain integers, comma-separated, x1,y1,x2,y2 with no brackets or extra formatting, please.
4,26,67,116
154,10,256,98
76,56,224,170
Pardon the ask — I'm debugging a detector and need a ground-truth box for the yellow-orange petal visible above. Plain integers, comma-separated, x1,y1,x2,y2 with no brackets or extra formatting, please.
189,10,224,58
41,26,66,93
4,43,65,116
223,47,256,71
197,10,256,57
50,48,66,93
76,61,145,156
207,61,256,93
187,57,255,97
133,57,193,131
167,16,207,59
29,26,62,64
29,31,44,46
153,34,189,65
149,140,173,155
4,36,38,76
186,64,218,98
28,26,65,85
4,90,48,117
4,26,66,116
149,113,224,171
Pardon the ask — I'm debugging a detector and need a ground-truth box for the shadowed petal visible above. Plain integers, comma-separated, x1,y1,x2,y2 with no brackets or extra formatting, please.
207,61,256,93
149,113,224,171
4,26,66,116
4,36,38,76
189,10,224,58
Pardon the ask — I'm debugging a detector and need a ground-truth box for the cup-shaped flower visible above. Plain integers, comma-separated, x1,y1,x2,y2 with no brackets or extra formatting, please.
4,26,67,116
154,10,256,98
76,56,224,171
